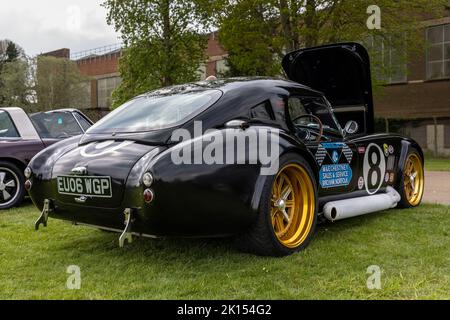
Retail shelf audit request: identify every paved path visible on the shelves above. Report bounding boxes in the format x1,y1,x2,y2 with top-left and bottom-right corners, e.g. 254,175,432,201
423,171,450,205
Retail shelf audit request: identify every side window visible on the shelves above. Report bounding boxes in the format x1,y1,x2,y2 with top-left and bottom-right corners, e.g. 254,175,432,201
0,111,20,138
288,96,342,136
288,97,307,123
31,112,84,138
250,101,274,120
74,113,92,132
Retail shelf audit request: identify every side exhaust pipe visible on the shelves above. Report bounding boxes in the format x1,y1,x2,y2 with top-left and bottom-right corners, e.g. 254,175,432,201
324,187,401,222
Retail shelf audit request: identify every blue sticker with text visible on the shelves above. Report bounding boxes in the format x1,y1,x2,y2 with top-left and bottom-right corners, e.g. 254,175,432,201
319,163,353,188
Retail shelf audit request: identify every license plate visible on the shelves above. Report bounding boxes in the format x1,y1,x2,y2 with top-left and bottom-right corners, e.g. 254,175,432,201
57,176,112,198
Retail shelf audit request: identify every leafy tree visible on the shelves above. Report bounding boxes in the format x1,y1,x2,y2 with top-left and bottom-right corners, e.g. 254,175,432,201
217,0,447,83
103,0,212,108
34,56,89,111
0,40,29,108
0,59,30,109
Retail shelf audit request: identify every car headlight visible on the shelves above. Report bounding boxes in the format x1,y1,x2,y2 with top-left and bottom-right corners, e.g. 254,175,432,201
142,172,154,187
24,167,32,179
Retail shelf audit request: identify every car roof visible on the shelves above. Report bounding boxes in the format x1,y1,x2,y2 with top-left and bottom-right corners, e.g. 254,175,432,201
138,77,323,98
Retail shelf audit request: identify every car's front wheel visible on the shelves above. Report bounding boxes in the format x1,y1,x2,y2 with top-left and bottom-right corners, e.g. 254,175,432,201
397,149,425,208
237,154,318,257
0,161,26,210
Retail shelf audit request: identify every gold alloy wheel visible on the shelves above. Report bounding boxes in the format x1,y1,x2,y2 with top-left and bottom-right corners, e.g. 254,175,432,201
271,164,315,249
403,153,424,206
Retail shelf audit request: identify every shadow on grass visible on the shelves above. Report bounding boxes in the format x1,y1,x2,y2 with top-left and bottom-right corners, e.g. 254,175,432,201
51,207,396,265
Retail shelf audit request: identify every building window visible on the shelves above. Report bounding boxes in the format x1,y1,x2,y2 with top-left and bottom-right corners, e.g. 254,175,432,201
366,35,408,84
445,125,450,149
98,76,122,109
426,24,450,80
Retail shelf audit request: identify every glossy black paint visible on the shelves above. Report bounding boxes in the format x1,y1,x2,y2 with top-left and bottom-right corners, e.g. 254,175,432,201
27,43,424,238
283,43,375,134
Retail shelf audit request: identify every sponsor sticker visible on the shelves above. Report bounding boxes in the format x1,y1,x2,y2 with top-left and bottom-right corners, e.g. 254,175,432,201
316,143,354,188
389,172,395,184
358,177,365,190
383,144,389,157
363,143,387,195
319,164,353,188
388,145,394,155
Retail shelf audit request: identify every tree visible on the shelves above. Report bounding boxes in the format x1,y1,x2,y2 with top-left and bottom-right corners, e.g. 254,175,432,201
217,0,447,83
34,56,90,111
0,40,29,108
0,59,30,109
103,0,212,108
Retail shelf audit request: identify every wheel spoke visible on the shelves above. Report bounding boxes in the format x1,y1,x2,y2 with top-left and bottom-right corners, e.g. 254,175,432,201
282,209,290,223
281,186,292,200
3,190,11,201
0,172,5,184
5,180,15,188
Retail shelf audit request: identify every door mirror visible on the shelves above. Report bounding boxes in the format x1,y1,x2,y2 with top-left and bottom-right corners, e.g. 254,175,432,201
344,120,359,135
225,120,250,130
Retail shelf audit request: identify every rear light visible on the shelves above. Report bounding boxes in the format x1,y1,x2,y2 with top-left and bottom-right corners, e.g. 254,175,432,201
143,189,154,203
24,167,32,179
142,172,154,187
25,180,32,191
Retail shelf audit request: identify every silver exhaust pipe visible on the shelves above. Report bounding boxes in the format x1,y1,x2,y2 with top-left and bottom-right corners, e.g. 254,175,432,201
324,187,401,222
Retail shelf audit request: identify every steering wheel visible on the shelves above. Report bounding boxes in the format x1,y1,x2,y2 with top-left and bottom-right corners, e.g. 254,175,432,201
292,114,324,143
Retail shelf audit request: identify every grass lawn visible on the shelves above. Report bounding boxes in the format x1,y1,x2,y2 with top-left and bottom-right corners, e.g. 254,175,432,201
0,202,449,300
425,157,450,172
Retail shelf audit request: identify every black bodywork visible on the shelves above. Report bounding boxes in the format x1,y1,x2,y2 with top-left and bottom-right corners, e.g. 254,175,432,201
27,43,423,238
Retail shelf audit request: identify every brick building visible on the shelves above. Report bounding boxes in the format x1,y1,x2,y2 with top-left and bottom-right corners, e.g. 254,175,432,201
43,32,228,119
374,10,450,156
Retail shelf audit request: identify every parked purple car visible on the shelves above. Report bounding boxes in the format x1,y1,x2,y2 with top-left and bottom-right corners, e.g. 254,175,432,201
0,107,93,209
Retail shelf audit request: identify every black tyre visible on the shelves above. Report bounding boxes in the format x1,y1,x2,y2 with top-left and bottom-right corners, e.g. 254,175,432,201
236,153,318,257
0,161,26,210
397,149,425,208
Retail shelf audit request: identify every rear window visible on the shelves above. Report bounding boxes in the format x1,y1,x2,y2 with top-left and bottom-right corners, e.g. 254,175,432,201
88,90,222,133
0,111,20,138
30,112,84,139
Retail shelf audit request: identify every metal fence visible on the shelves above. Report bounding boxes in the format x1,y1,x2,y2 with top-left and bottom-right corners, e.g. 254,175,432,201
70,43,123,61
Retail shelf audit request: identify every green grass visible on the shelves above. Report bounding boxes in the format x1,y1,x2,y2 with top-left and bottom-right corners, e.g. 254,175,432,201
0,202,449,300
425,157,450,172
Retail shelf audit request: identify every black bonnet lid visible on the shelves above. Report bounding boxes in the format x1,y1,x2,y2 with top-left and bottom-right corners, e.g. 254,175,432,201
282,42,374,118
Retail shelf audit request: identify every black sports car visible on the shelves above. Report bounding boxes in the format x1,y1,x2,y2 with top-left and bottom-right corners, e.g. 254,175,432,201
28,43,424,256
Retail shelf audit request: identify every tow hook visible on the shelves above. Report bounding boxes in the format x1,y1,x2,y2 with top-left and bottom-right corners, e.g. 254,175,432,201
35,199,54,230
119,208,136,248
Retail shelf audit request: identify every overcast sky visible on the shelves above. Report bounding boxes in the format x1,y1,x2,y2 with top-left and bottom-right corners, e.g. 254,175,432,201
1,0,120,57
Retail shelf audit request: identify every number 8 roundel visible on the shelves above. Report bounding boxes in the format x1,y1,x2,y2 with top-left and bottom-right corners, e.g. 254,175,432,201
363,143,386,195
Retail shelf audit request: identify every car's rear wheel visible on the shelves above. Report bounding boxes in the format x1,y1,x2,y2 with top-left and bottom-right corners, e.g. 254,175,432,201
236,154,317,256
397,150,424,208
0,161,26,210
